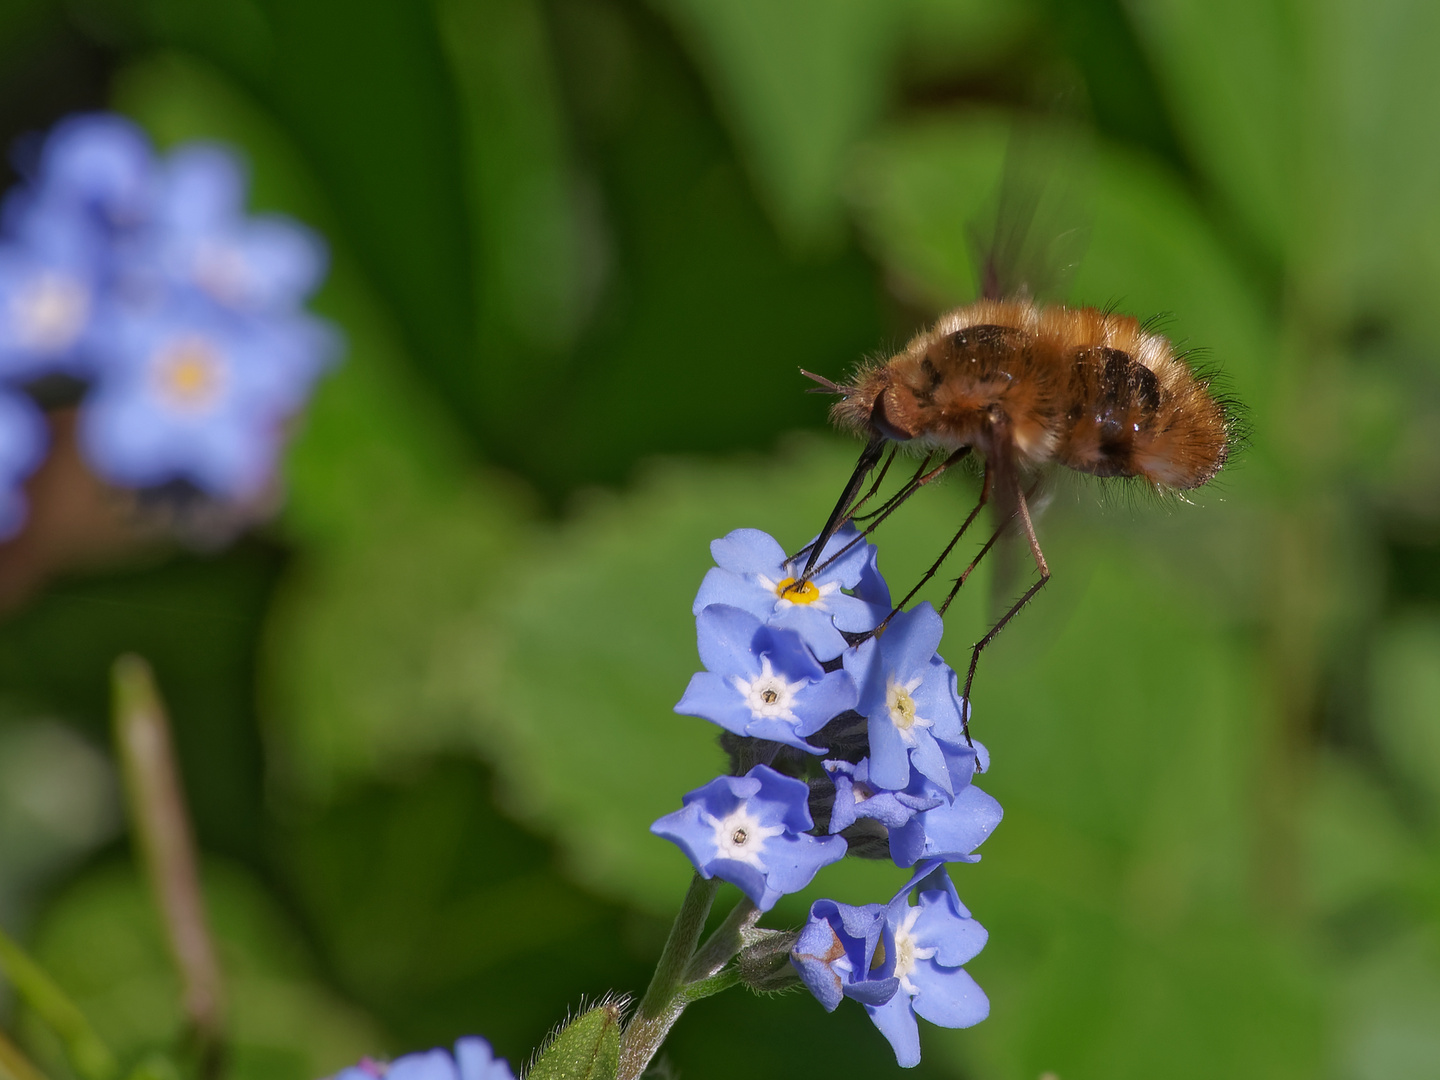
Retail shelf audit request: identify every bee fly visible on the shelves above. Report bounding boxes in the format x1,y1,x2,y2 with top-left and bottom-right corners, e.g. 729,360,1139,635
796,296,1243,738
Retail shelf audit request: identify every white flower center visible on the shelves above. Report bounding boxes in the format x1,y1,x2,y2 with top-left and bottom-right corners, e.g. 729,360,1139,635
732,656,806,723
12,271,90,352
701,804,786,870
885,676,931,744
892,907,936,996
150,335,227,412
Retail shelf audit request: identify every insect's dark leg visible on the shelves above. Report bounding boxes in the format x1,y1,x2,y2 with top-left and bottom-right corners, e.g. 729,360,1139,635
877,459,993,631
959,476,1051,742
804,446,972,581
852,452,935,525
800,436,886,577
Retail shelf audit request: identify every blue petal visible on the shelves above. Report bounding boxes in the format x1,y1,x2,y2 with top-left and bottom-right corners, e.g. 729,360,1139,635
453,1038,516,1080
387,1048,460,1080
691,566,774,620
864,993,922,1068
673,671,758,737
710,528,787,574
693,605,765,677
865,709,913,792
910,963,989,1029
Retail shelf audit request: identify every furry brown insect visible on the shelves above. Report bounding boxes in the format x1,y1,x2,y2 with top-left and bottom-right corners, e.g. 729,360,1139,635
798,296,1241,735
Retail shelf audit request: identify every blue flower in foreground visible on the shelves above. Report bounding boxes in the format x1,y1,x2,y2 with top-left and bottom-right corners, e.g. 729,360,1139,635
692,525,886,659
676,604,856,753
790,897,898,1011
865,867,989,1068
824,757,943,834
843,603,968,794
651,764,846,911
328,1037,515,1080
0,389,47,537
889,783,1002,868
79,296,336,496
146,143,326,313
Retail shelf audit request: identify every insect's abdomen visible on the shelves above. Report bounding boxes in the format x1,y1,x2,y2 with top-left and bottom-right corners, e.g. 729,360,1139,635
1058,345,1229,489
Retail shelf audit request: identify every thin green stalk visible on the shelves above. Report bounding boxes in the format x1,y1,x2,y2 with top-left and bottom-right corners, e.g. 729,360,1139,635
0,927,115,1080
0,1029,52,1080
616,875,719,1080
111,656,226,1077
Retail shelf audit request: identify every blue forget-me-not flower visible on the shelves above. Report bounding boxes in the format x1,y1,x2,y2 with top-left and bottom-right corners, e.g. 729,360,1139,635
863,866,990,1067
675,604,857,753
692,525,889,660
328,1037,515,1080
651,764,846,912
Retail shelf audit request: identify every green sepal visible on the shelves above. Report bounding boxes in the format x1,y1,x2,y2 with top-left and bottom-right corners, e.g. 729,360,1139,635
527,1000,622,1080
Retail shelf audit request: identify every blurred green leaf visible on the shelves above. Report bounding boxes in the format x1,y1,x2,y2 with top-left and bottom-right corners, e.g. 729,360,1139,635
648,0,900,248
1369,615,1440,822
1124,0,1299,264
438,0,600,359
19,862,376,1080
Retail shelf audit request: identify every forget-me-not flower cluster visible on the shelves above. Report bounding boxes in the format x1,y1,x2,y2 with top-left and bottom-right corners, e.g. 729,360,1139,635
652,524,1003,1067
0,112,337,536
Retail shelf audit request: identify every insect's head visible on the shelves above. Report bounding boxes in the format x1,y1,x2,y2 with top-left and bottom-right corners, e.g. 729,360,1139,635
823,363,922,444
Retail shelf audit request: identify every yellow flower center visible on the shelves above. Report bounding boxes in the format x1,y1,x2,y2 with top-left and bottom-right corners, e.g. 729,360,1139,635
153,338,223,410
774,576,821,604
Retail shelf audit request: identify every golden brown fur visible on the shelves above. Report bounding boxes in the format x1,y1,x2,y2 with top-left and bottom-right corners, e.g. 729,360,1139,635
830,299,1234,490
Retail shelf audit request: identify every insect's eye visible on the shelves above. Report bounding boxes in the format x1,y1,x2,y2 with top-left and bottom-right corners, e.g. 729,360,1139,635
871,386,919,441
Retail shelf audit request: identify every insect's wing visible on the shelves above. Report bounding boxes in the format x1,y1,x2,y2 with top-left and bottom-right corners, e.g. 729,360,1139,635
969,118,1093,303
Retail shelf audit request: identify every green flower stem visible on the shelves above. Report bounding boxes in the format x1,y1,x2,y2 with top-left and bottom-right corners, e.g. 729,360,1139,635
676,968,742,1005
0,927,116,1080
616,874,719,1080
0,1028,52,1080
685,898,759,982
111,656,226,1075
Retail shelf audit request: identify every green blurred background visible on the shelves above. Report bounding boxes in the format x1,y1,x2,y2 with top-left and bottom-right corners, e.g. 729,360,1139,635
1,0,1439,1077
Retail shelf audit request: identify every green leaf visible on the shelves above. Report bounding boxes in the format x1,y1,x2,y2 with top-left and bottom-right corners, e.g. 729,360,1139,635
18,863,377,1080
649,0,901,247
1369,614,1440,822
527,1002,621,1080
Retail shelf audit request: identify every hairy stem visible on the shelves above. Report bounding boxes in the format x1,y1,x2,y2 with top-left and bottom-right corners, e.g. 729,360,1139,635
616,875,719,1080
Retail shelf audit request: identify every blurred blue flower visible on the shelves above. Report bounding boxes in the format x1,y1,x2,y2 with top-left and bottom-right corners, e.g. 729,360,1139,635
7,113,155,233
0,221,104,380
865,867,989,1068
78,292,335,498
790,896,899,1012
0,389,47,537
329,1037,515,1080
651,764,846,911
145,143,327,314
676,604,856,753
0,111,337,508
843,603,967,794
691,526,887,659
